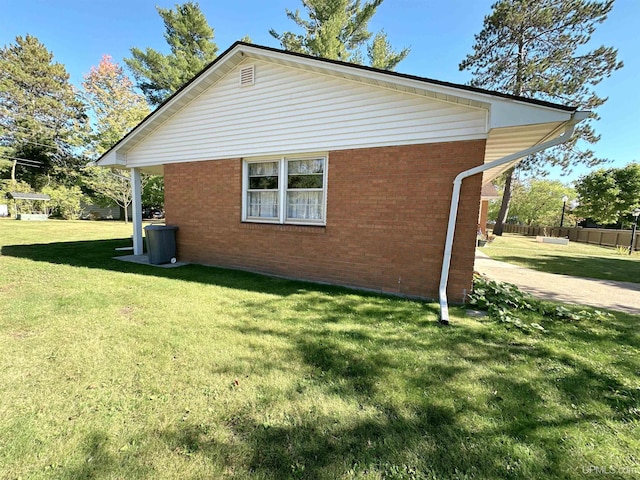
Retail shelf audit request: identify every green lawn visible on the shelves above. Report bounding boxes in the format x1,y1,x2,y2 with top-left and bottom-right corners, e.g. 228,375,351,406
482,233,640,283
1,219,639,479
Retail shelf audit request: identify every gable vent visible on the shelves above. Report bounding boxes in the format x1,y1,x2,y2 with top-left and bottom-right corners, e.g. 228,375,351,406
239,65,255,86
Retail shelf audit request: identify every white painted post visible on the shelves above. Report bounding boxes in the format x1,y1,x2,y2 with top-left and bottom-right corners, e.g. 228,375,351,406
131,167,144,255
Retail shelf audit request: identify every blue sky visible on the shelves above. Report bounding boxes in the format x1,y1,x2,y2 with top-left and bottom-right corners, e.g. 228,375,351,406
1,0,637,183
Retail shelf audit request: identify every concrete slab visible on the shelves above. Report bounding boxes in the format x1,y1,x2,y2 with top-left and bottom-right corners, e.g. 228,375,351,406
114,254,189,268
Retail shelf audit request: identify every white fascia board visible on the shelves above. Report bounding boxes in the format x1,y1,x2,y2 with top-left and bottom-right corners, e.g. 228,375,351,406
97,150,126,167
489,100,575,129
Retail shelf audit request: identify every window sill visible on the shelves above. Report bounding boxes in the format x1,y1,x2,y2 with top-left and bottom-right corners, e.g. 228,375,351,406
240,222,327,234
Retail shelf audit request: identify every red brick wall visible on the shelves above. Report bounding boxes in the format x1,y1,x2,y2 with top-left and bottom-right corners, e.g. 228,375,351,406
164,140,485,301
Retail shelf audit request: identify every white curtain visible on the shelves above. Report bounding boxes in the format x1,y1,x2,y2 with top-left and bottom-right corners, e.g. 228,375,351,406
287,191,323,220
287,159,324,175
248,161,278,176
248,191,278,218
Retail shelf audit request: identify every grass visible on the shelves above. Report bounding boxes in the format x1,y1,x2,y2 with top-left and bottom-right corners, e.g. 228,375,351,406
1,219,639,479
482,233,640,283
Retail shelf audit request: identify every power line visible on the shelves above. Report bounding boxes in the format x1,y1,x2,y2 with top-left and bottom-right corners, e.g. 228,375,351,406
0,155,44,165
0,137,58,151
0,127,61,150
2,123,53,134
15,162,43,169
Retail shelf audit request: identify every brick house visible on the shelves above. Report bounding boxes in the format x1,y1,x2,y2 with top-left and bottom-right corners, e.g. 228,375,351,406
98,42,586,321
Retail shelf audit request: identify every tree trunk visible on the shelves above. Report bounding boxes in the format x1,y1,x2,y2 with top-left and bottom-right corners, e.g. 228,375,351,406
492,27,523,238
493,167,515,236
11,160,17,182
120,204,128,224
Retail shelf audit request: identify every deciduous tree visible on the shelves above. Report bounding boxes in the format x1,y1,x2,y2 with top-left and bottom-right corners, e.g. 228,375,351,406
82,55,156,222
270,0,409,69
125,2,218,105
42,184,84,219
507,179,576,226
83,167,147,224
575,163,640,226
82,55,150,157
143,176,165,209
460,0,623,235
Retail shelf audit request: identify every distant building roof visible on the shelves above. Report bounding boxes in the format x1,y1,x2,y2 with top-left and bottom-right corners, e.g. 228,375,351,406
8,192,51,201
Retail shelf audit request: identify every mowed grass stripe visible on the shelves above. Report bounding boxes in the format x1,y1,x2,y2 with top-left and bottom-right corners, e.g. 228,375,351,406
483,233,640,283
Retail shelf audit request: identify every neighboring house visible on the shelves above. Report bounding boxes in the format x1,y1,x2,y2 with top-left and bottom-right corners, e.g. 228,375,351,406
97,42,586,320
80,202,132,220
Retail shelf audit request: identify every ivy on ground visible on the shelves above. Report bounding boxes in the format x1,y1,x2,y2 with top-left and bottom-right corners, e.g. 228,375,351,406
467,275,612,332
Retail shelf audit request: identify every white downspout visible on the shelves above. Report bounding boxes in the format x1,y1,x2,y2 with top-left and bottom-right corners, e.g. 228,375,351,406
438,116,581,324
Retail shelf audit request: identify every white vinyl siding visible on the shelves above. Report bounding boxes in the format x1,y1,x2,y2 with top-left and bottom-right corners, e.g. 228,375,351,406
125,60,487,167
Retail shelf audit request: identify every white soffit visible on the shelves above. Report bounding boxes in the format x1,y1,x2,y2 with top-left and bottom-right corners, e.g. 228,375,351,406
481,122,566,184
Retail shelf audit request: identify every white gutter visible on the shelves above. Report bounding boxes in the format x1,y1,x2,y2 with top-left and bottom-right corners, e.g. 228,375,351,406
438,114,582,324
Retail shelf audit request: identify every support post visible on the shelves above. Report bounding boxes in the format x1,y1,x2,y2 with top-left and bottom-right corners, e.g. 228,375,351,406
131,167,144,255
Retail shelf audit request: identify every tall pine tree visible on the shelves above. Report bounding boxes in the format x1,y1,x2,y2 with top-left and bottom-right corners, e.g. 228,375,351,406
367,30,409,70
459,0,622,235
0,35,87,188
125,1,218,106
270,0,409,69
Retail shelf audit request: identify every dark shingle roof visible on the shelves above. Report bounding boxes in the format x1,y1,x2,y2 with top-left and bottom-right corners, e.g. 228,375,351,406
8,192,51,201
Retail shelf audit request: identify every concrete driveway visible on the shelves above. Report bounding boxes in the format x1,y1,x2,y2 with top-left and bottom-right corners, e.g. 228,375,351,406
474,250,640,316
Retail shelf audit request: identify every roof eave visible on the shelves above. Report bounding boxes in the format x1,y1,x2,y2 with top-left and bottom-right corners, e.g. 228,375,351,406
481,110,589,184
96,42,576,168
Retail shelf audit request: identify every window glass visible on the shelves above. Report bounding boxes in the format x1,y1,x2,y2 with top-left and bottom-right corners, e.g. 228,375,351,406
247,161,279,219
249,162,279,177
288,174,323,189
248,161,279,190
287,159,324,189
287,191,323,220
248,191,278,218
287,159,324,175
244,157,326,224
286,159,324,222
250,176,278,189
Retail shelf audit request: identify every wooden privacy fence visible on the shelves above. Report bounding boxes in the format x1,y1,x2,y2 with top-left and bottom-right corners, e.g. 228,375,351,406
498,224,640,252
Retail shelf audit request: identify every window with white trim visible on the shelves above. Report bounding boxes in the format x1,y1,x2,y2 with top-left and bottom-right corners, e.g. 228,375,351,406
243,156,327,225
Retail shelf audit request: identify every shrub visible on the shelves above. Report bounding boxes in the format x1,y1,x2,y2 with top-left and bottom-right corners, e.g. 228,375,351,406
42,185,85,220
